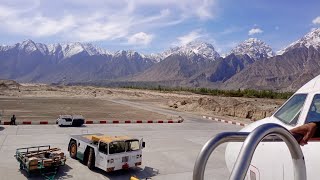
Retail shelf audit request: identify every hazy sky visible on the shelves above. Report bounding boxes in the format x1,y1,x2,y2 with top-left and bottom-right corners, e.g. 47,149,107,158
0,0,320,54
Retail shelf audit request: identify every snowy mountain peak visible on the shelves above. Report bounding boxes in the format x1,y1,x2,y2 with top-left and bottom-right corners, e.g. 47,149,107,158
47,43,62,54
0,44,13,51
21,39,35,45
230,38,275,60
43,42,111,59
19,39,38,53
114,50,145,59
150,41,220,62
178,41,220,60
57,42,111,58
185,41,215,50
277,28,320,55
81,43,111,56
303,28,320,47
61,42,88,58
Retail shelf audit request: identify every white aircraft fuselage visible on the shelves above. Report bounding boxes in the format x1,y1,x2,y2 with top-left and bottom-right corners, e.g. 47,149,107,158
225,74,320,180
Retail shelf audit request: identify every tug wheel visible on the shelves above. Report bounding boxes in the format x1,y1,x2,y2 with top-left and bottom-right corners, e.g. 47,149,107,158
87,148,95,170
69,141,77,159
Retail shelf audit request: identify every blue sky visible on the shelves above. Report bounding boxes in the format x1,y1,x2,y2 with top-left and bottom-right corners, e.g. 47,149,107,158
0,0,320,54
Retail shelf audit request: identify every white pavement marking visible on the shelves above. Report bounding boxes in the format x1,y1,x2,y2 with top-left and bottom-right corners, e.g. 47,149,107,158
0,134,7,150
203,116,248,127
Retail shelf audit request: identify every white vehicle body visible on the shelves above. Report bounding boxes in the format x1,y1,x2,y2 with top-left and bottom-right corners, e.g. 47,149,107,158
57,115,85,127
225,74,320,180
68,133,145,172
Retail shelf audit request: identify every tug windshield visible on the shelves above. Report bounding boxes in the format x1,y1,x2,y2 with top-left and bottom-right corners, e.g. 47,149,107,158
126,140,140,151
109,141,126,154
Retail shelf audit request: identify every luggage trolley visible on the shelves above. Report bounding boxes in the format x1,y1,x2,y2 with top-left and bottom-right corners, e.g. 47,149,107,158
15,145,66,179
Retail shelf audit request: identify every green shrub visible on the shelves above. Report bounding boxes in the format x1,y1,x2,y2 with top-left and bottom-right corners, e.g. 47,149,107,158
121,85,293,99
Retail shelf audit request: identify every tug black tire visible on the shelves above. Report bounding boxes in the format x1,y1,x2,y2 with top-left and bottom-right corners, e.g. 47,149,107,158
87,148,95,170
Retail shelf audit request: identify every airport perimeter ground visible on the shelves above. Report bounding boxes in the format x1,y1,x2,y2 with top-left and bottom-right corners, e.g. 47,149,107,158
0,98,241,180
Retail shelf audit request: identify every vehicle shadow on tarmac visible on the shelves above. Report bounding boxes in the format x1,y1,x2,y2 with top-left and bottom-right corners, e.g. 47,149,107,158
0,126,4,131
20,164,73,180
93,166,159,180
57,125,87,128
53,164,73,179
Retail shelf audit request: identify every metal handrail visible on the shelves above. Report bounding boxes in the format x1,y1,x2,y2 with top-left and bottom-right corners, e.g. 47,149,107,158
193,123,306,180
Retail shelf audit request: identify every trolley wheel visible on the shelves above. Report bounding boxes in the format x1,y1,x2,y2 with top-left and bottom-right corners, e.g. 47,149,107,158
69,141,77,159
87,148,95,170
26,171,31,178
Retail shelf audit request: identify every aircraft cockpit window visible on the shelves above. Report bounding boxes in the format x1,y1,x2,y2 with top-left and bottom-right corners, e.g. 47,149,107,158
305,94,320,123
274,94,307,125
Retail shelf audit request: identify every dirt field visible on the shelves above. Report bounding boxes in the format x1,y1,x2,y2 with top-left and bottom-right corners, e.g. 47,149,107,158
0,96,168,122
0,81,285,124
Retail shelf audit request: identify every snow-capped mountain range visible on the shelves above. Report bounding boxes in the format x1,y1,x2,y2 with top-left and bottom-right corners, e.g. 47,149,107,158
0,38,273,63
0,39,155,83
277,28,320,55
0,39,158,62
0,38,274,67
2,40,112,59
1,28,320,90
2,28,320,64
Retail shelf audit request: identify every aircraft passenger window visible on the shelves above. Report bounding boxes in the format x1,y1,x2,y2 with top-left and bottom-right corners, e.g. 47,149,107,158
274,94,307,125
305,94,320,123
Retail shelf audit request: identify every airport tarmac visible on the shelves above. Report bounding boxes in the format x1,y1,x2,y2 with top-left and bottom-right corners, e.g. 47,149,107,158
0,118,240,180
0,99,243,180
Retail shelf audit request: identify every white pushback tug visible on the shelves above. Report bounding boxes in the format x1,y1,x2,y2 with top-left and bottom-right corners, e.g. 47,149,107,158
193,74,320,180
68,133,145,172
56,115,85,127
